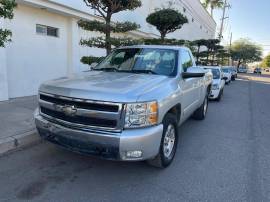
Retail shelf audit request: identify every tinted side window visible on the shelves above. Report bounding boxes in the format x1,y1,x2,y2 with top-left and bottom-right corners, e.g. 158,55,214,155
181,51,193,72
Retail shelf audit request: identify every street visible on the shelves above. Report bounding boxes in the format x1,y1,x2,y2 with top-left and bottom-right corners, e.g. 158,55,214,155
0,74,270,202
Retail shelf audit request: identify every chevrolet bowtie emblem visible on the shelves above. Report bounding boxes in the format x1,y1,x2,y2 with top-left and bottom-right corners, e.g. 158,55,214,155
61,105,77,116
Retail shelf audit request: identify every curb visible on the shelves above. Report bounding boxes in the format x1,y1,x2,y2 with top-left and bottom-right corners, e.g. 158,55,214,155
0,130,41,156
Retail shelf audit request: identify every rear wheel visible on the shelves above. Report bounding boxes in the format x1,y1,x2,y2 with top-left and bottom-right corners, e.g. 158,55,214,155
193,95,208,120
147,114,178,168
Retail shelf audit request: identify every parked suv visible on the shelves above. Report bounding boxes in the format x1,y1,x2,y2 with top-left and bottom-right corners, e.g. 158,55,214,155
230,67,238,80
222,66,237,81
221,67,232,84
204,66,226,101
35,45,213,168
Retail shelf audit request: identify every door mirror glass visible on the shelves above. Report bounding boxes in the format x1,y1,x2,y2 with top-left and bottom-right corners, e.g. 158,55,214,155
181,51,193,72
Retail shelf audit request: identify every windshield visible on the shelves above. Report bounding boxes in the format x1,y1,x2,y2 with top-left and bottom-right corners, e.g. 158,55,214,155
222,68,230,73
209,69,221,79
93,48,178,76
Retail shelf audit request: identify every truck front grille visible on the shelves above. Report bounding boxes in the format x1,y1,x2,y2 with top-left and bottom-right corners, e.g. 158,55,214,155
40,94,119,112
39,93,124,131
40,107,117,128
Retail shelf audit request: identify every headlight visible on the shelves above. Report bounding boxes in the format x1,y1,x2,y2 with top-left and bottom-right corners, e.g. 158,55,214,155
125,101,158,128
211,84,219,90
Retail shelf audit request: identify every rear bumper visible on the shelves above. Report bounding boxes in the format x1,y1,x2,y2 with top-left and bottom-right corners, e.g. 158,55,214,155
34,109,163,161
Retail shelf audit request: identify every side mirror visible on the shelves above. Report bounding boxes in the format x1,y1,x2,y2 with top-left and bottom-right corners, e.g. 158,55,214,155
182,67,205,79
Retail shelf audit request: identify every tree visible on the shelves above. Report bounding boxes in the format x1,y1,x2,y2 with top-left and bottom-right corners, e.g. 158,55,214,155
261,54,270,68
230,39,262,68
144,38,186,46
202,0,224,17
146,8,188,43
80,56,105,66
78,0,142,62
0,0,17,47
192,39,208,61
191,39,228,66
216,49,230,65
204,39,220,65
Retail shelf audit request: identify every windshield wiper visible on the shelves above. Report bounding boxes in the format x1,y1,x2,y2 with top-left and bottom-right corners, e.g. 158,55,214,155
93,68,158,75
93,67,119,72
131,69,158,75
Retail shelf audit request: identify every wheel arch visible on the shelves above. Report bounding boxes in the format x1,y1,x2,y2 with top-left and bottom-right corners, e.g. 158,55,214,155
164,103,181,124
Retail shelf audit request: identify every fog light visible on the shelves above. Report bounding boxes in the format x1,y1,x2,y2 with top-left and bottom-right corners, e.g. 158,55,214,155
126,150,143,158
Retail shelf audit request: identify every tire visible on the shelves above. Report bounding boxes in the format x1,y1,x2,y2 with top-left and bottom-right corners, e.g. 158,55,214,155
192,95,208,120
147,113,178,168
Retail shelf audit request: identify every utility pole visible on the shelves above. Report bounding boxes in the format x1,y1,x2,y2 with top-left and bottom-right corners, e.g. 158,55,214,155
228,32,232,65
218,0,230,42
229,32,232,48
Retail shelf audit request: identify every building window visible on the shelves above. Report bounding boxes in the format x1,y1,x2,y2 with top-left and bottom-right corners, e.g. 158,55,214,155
36,24,59,37
36,24,47,35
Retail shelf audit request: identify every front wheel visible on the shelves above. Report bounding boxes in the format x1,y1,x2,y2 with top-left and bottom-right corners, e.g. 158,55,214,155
192,95,208,120
147,114,178,168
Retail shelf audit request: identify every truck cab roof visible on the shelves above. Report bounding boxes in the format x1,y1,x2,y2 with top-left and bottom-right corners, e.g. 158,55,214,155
118,45,191,51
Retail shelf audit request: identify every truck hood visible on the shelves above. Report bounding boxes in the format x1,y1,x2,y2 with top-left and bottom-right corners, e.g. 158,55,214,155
39,71,171,103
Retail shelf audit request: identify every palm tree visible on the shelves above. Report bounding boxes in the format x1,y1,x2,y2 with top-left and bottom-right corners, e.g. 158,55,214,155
202,0,224,17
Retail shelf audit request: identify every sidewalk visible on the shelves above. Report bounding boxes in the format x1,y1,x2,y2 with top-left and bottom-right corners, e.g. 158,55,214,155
0,96,41,155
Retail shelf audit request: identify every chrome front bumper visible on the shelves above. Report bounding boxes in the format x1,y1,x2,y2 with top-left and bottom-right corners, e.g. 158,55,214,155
34,109,163,161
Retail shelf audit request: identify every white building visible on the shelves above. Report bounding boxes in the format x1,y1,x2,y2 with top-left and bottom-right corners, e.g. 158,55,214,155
0,0,216,101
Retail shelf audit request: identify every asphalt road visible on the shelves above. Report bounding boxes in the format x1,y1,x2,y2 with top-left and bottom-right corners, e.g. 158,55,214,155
1,74,270,202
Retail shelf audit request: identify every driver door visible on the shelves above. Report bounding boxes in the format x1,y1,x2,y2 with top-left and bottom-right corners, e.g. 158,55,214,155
179,50,201,118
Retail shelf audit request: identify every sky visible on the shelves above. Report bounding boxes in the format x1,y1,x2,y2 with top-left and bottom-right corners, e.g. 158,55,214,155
212,0,270,56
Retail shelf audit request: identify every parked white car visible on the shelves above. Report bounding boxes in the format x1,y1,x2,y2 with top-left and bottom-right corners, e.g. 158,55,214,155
204,66,226,101
223,66,237,80
221,67,232,84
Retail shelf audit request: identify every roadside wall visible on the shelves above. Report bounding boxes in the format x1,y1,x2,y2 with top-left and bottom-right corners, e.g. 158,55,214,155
5,4,69,98
0,19,9,101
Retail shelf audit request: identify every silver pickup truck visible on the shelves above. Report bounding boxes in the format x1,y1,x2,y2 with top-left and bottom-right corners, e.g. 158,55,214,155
34,45,212,168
